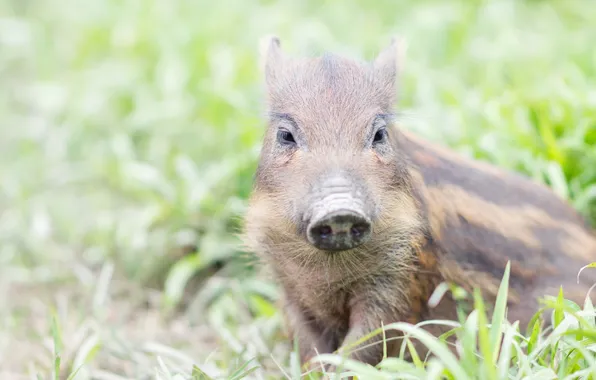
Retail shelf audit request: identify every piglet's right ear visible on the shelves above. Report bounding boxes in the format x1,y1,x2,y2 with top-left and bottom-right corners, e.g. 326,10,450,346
259,34,284,87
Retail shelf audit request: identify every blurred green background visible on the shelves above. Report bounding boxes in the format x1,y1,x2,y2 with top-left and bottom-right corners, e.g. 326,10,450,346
0,0,595,378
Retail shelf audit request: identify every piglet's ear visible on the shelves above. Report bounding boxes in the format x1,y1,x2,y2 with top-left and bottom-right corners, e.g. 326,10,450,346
259,35,285,88
373,36,407,105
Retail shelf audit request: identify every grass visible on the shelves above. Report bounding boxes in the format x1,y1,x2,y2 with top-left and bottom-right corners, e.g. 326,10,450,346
0,0,595,378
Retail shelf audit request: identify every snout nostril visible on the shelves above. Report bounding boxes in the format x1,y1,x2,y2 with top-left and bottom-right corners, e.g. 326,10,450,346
351,223,370,237
315,225,333,239
307,210,372,251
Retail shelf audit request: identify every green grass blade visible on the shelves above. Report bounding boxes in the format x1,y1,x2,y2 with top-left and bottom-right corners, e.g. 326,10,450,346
497,321,518,379
474,288,497,380
229,358,259,380
490,261,511,363
50,313,63,380
383,322,471,380
554,287,566,328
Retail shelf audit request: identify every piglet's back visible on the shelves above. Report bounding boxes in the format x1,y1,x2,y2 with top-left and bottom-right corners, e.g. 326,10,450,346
398,128,596,326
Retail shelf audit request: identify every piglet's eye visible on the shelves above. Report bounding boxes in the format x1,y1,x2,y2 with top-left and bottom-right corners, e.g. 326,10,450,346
277,129,296,145
373,127,387,144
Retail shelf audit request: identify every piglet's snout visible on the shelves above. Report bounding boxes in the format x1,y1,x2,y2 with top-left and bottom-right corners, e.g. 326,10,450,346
307,209,371,251
305,172,373,251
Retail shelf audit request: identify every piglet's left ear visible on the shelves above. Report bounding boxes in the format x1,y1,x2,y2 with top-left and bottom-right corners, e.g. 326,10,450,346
373,36,407,105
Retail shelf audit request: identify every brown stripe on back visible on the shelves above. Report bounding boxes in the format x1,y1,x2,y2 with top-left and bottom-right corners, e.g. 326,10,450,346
397,128,592,227
417,183,596,298
425,184,596,261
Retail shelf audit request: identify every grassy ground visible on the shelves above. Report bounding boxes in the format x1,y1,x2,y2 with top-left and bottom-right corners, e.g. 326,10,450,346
1,0,595,378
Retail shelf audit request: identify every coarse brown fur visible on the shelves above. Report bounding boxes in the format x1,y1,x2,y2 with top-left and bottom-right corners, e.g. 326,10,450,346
241,36,596,370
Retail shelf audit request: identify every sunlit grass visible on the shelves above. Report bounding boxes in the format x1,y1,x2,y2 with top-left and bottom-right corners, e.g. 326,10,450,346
0,0,595,378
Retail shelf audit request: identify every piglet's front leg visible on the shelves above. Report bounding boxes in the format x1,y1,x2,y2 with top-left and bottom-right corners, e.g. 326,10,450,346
282,299,339,370
335,300,403,368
